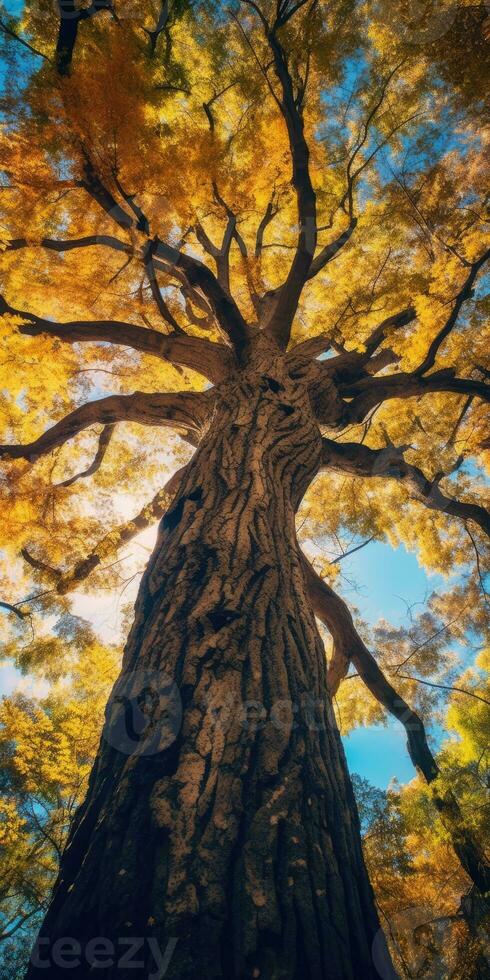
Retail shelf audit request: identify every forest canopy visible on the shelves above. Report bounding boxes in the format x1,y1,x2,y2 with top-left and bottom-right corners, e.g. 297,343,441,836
0,0,489,977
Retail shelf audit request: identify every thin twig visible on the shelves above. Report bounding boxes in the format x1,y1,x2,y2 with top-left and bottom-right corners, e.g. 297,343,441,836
395,672,490,707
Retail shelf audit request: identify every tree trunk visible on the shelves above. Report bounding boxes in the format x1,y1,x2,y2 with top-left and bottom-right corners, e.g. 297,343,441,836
26,345,392,979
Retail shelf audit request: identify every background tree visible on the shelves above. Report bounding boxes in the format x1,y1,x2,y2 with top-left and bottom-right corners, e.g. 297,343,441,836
353,647,490,979
0,0,489,977
0,619,119,971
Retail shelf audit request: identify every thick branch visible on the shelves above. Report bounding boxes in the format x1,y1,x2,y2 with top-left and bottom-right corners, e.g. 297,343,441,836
60,468,187,593
194,221,220,259
4,235,133,256
180,286,215,331
286,334,332,373
253,6,317,345
143,239,186,333
0,599,27,620
302,556,490,894
0,391,209,462
21,549,61,578
321,438,490,537
255,193,279,257
289,305,416,386
201,81,238,134
338,370,490,424
78,150,135,230
55,424,115,487
287,291,415,405
360,306,417,359
3,232,251,359
194,185,241,296
112,174,150,234
213,182,242,295
153,238,252,359
22,466,187,595
0,297,231,384
56,0,113,75
145,0,169,55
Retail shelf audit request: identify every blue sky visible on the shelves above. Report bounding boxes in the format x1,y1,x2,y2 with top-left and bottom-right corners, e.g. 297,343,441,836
331,540,443,787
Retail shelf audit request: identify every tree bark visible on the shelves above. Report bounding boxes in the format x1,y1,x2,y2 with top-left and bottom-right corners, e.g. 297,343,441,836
26,341,391,980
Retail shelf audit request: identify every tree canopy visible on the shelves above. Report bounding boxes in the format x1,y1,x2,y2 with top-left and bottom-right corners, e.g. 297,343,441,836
0,0,489,975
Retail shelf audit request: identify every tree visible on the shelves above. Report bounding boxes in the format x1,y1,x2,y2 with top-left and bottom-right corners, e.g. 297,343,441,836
353,648,490,979
0,0,489,977
0,619,119,974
